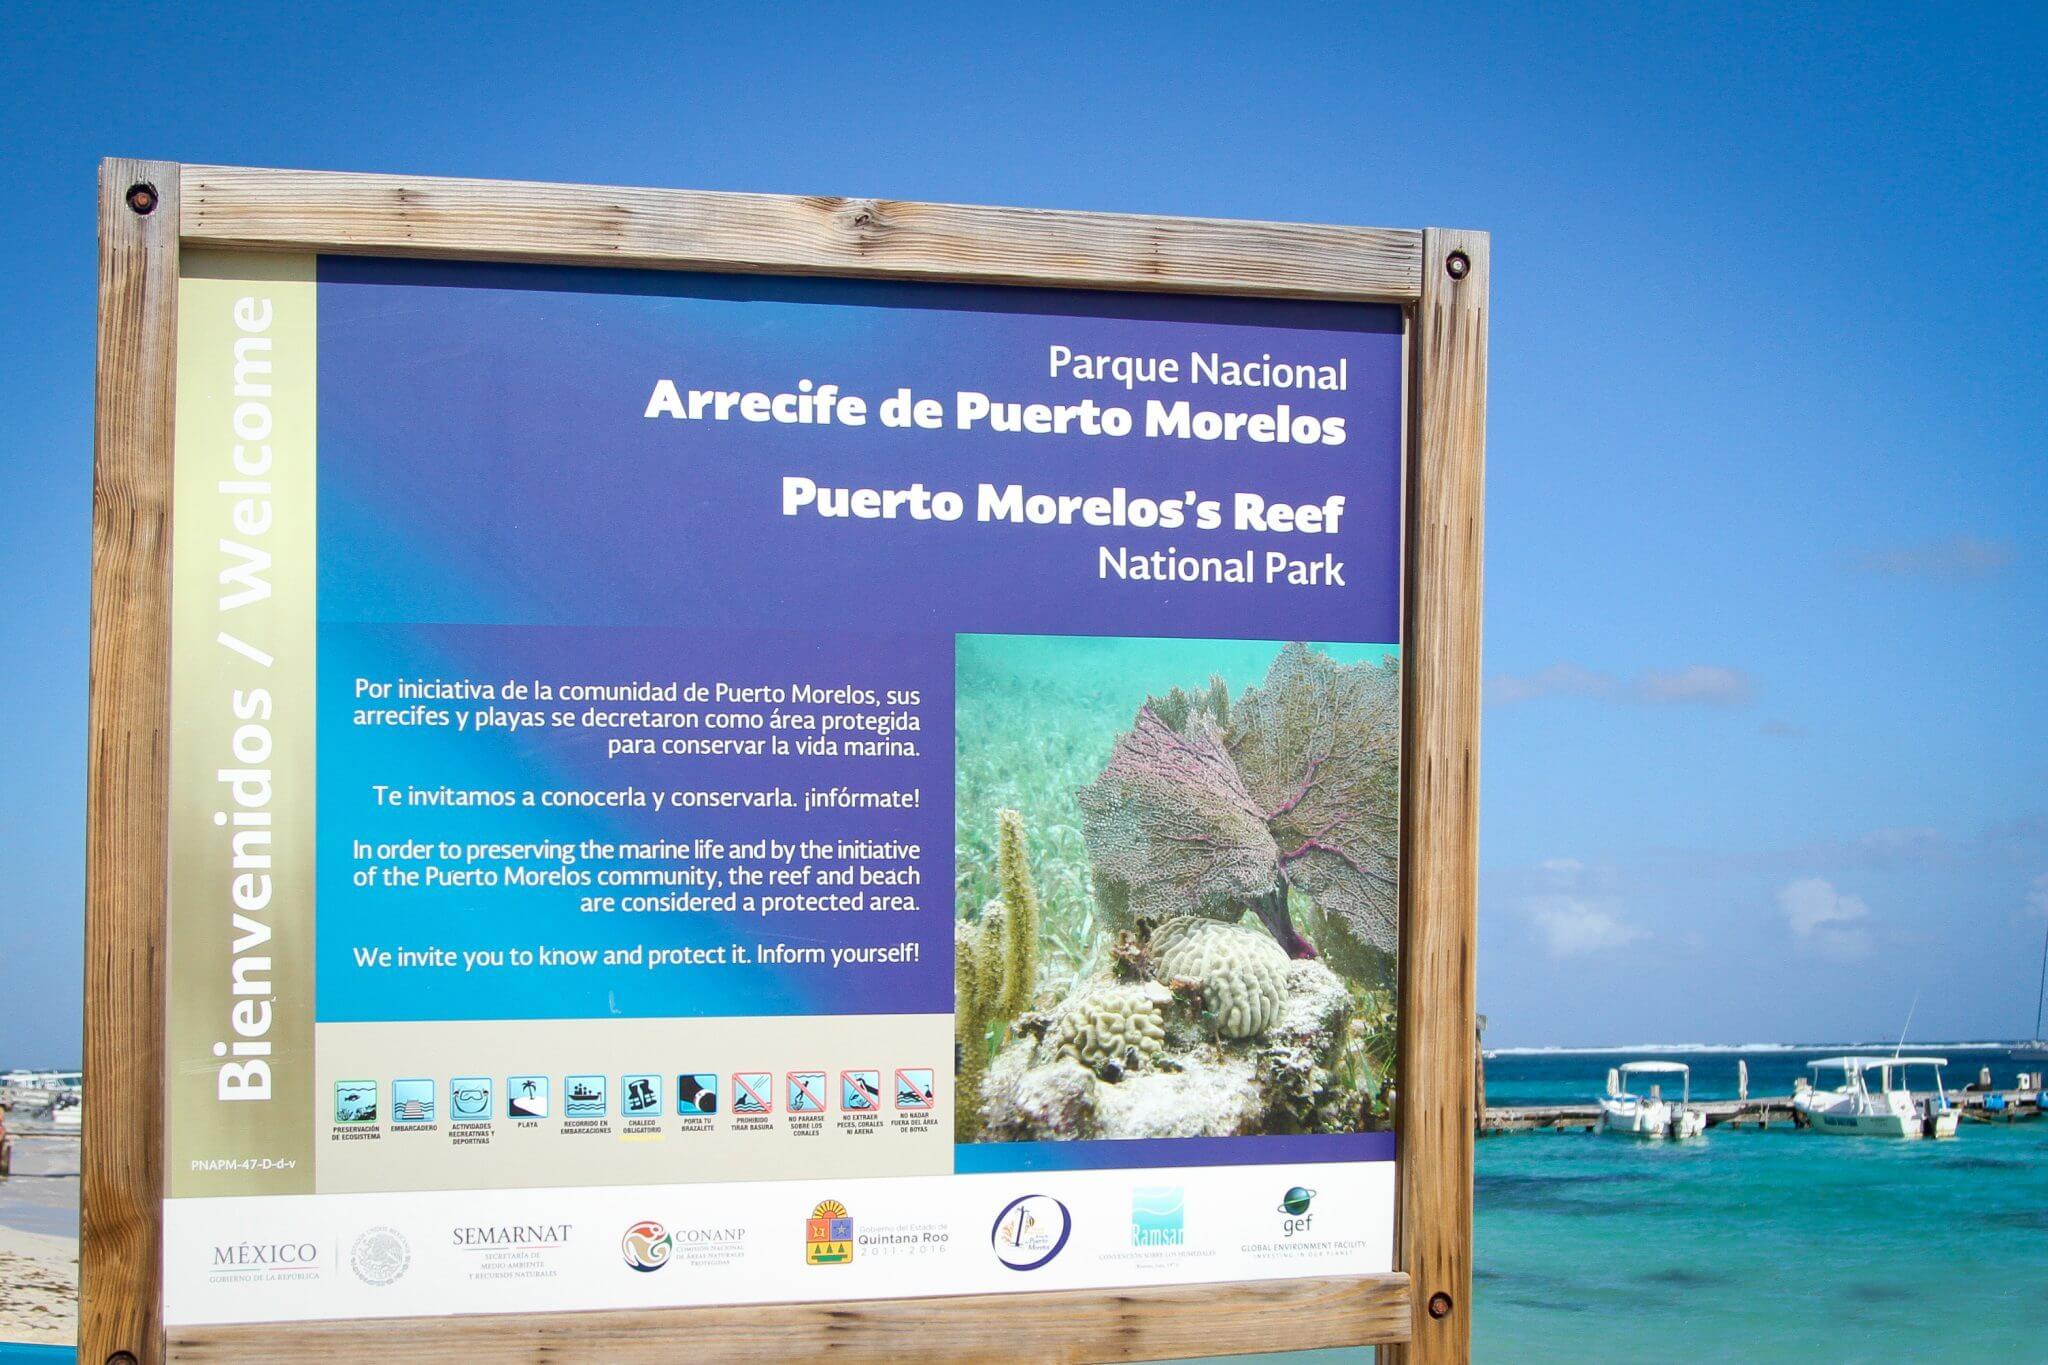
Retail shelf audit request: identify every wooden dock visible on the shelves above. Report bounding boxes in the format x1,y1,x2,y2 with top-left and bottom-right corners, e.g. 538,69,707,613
1481,1089,2041,1136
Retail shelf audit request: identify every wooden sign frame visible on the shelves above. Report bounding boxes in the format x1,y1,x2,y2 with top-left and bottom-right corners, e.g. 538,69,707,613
87,157,1485,1364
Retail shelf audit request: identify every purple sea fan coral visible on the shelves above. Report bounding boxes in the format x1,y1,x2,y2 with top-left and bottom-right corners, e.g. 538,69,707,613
1079,643,1400,966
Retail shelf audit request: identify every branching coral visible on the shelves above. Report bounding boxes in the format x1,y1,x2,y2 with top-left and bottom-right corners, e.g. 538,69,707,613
1078,643,1401,966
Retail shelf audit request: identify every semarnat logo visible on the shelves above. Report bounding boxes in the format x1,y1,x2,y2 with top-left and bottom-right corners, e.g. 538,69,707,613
454,1223,572,1248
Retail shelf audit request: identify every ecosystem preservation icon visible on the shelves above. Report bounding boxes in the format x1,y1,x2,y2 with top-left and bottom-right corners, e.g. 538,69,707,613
732,1072,772,1115
333,1080,377,1125
894,1067,935,1110
841,1070,882,1110
622,1074,662,1117
676,1073,719,1115
565,1075,607,1117
507,1075,549,1118
450,1077,492,1120
788,1071,827,1113
391,1078,435,1124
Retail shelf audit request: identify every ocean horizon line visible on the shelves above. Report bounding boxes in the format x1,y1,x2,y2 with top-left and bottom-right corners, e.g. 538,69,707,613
1485,1039,2038,1057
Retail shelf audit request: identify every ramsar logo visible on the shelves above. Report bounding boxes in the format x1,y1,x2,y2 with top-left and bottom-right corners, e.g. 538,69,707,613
991,1194,1071,1271
1130,1187,1185,1248
621,1220,672,1272
349,1227,411,1286
1278,1186,1316,1236
805,1200,853,1265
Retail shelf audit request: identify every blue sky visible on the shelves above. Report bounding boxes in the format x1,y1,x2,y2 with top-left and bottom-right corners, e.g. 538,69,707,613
1,4,2043,1059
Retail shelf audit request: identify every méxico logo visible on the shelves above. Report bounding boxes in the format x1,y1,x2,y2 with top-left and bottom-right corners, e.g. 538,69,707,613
621,1220,672,1272
805,1200,853,1265
991,1194,1071,1271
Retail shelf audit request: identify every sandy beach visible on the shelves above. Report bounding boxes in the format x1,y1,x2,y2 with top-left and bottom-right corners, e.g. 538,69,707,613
1,1130,78,1346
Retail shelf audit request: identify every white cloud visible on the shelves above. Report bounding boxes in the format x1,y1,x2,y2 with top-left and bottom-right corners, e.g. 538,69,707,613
1528,896,1647,957
1489,662,1616,705
1632,664,1754,706
1489,661,1755,707
2026,873,2048,919
1849,535,2015,582
1778,876,1872,960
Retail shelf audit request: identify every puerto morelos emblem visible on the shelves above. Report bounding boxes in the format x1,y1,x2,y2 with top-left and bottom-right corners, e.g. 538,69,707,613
349,1226,411,1286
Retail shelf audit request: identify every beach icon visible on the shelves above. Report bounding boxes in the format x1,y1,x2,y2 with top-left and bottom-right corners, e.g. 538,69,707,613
565,1074,607,1117
788,1071,826,1113
623,1074,662,1117
391,1078,435,1124
841,1070,881,1110
507,1075,549,1119
732,1072,772,1115
334,1080,377,1125
450,1077,492,1120
894,1067,935,1110
677,1073,719,1115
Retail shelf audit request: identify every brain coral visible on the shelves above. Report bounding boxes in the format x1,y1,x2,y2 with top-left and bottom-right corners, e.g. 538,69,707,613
1148,915,1290,1040
1053,983,1168,1078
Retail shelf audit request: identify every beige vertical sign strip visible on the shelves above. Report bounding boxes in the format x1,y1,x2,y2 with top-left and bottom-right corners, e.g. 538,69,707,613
168,251,317,1197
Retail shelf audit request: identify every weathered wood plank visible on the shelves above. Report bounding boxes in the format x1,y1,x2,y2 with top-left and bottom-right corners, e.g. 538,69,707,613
85,156,181,1365
178,165,1424,301
1389,228,1488,1365
166,1272,1411,1362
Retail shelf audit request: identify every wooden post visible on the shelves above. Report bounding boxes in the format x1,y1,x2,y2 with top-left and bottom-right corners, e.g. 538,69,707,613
85,156,182,1365
1390,228,1487,1364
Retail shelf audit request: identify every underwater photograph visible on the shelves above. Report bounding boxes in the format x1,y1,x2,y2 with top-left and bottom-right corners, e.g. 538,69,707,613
954,634,1402,1145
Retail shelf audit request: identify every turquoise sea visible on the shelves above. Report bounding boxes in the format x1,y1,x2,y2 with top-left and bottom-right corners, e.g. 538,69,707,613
1475,1045,2048,1361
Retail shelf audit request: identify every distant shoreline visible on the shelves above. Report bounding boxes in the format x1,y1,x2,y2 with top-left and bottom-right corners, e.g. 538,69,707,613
1486,1040,2036,1056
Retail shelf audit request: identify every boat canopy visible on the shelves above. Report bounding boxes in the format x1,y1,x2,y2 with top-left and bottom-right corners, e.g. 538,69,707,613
1617,1061,1690,1074
1805,1055,1948,1071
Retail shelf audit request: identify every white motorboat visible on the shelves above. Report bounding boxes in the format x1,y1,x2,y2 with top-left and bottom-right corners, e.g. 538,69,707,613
1597,1061,1706,1139
1793,1056,1958,1138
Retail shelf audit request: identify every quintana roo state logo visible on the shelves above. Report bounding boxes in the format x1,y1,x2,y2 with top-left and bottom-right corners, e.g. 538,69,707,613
805,1200,853,1265
622,1219,673,1272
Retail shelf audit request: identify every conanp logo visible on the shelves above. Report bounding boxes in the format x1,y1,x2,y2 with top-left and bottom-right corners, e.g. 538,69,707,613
621,1219,673,1272
991,1194,1071,1271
